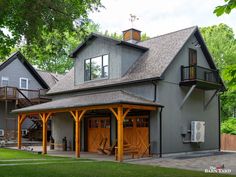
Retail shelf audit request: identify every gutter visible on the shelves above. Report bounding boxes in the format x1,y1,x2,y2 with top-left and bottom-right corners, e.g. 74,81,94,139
47,76,162,96
152,81,157,102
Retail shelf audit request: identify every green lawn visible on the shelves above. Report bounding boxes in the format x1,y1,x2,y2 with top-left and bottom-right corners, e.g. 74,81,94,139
0,148,234,177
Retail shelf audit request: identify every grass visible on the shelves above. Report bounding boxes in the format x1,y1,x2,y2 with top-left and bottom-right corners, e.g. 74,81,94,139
0,148,234,177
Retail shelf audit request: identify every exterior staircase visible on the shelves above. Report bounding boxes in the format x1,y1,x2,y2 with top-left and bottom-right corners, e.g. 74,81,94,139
0,86,51,141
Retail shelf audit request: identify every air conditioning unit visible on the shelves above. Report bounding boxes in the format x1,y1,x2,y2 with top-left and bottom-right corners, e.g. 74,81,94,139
191,121,205,143
0,129,4,137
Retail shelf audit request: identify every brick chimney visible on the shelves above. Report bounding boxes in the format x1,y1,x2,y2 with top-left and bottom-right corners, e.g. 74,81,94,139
122,28,141,44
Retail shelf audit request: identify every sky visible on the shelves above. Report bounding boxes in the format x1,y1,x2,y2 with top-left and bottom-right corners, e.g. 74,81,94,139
89,0,236,37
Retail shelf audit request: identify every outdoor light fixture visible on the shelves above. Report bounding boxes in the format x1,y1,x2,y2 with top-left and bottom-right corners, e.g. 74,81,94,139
192,40,201,48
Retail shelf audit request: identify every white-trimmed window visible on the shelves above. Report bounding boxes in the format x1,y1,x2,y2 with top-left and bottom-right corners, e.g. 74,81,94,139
1,77,9,86
19,78,29,89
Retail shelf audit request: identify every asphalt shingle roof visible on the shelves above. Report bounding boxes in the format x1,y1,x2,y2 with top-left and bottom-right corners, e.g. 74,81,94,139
47,26,197,95
12,90,161,113
36,70,63,88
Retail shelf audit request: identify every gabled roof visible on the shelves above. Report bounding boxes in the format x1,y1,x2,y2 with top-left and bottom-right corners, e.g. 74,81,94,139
12,90,162,113
48,26,225,95
0,51,49,89
69,32,149,58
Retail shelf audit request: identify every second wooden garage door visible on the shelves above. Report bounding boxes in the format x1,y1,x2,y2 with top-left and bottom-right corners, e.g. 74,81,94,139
87,117,110,152
124,116,149,155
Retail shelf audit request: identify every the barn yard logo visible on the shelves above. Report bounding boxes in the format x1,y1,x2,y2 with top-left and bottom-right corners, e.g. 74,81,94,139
205,165,231,174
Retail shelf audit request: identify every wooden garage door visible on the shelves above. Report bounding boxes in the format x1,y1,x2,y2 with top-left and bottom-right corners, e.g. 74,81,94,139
87,117,110,152
124,116,149,155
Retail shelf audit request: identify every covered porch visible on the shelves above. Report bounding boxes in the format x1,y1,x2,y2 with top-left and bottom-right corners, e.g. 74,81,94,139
13,90,162,162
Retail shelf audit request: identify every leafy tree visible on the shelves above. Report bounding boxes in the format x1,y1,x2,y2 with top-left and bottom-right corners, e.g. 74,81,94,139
201,24,236,69
0,0,102,57
213,2,236,118
200,24,236,120
221,118,236,134
214,0,236,16
18,22,99,73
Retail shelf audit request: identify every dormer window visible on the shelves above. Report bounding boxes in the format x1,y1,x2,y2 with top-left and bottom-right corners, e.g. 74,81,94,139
84,54,109,81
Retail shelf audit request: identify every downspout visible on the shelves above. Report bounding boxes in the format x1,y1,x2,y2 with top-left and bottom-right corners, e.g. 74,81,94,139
159,107,163,158
152,81,157,102
218,93,221,152
152,80,163,157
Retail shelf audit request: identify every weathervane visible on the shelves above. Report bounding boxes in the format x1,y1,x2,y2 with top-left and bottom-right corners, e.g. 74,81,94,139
129,14,139,28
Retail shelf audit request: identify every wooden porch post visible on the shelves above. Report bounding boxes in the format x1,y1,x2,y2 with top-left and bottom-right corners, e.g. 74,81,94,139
17,115,22,149
75,114,80,158
70,110,86,158
17,114,26,149
117,106,124,162
39,113,52,155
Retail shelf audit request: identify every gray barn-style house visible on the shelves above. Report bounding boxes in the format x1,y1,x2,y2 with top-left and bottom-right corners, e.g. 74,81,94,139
13,26,225,161
0,51,60,140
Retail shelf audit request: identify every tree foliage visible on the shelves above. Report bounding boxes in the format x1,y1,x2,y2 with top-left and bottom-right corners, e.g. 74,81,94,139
0,0,102,57
18,22,99,73
201,24,236,69
214,0,236,16
201,24,236,120
221,118,236,134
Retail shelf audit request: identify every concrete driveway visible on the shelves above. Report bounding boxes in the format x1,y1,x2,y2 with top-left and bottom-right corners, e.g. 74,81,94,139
127,151,236,175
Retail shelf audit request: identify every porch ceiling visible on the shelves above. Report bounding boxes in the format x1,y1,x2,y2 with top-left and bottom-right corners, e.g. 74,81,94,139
12,90,162,114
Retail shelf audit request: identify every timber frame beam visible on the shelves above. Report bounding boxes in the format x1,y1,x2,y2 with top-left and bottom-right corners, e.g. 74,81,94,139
16,103,158,161
18,103,157,115
70,110,87,158
39,112,52,154
109,106,131,162
17,114,26,149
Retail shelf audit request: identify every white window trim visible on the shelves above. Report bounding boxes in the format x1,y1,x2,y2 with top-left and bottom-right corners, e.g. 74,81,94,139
1,76,9,86
19,77,29,89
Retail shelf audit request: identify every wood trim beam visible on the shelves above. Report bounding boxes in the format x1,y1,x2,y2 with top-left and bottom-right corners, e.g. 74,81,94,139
123,108,131,119
16,103,158,115
70,111,76,121
19,114,26,125
79,110,87,121
45,112,53,122
109,108,118,119
122,104,157,111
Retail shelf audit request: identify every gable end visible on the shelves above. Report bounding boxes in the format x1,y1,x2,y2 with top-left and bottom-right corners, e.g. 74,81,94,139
0,51,49,89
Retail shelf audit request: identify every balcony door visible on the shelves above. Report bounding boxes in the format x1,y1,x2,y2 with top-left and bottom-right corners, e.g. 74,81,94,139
189,48,197,79
19,77,29,98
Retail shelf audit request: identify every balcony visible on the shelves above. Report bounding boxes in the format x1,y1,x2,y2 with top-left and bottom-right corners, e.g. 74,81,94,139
0,86,50,107
180,65,222,90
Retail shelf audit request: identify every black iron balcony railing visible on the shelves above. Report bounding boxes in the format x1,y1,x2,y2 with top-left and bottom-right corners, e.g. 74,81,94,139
181,65,220,84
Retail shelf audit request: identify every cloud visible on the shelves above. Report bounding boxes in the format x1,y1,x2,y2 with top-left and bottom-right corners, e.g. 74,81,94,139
89,0,236,37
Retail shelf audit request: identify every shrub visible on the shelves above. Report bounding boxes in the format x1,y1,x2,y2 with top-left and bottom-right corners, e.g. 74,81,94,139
221,118,236,134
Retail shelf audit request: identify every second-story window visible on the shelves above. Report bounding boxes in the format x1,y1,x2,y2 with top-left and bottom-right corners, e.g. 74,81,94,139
1,77,9,86
84,54,109,81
